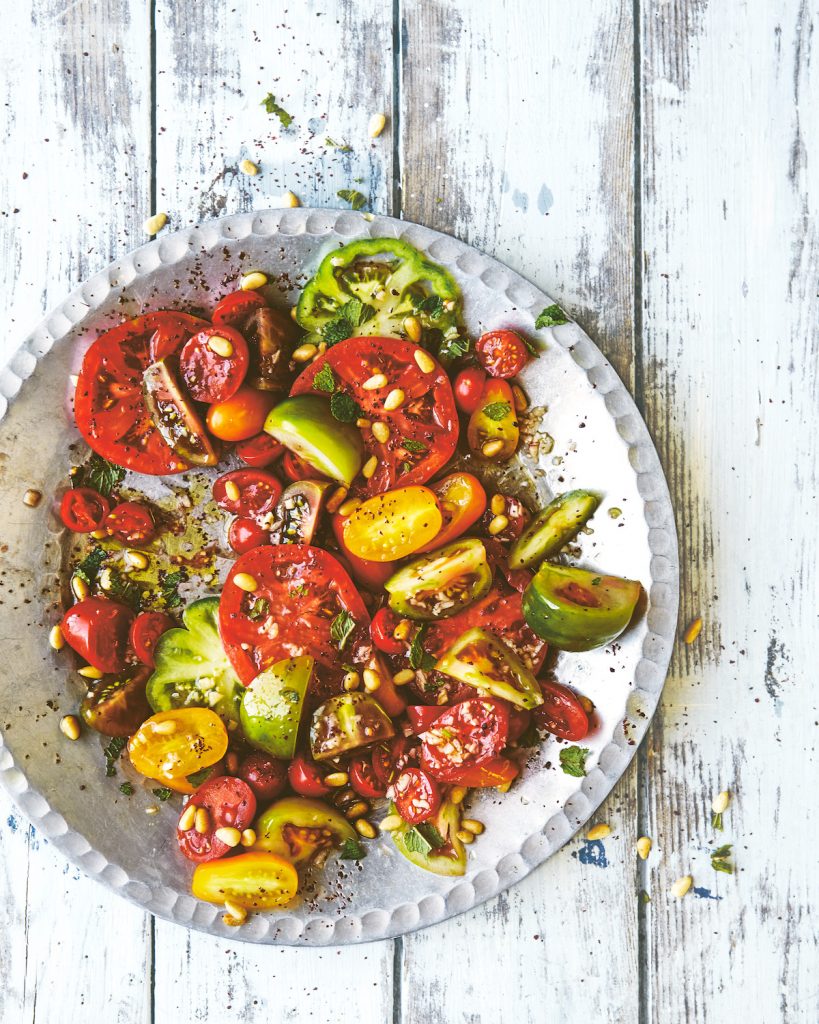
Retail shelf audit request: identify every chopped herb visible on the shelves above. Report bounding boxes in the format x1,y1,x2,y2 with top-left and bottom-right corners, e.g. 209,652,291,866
408,625,437,672
322,317,354,346
105,567,143,610
353,177,365,184
591,577,602,586
416,822,445,849
290,583,309,598
341,298,375,327
339,837,366,860
438,333,471,364
520,335,541,356
74,545,108,587
152,787,173,802
330,391,361,423
260,93,293,128
76,453,125,497
400,461,413,475
160,570,185,610
119,782,134,796
282,689,301,704
559,745,590,778
312,363,337,393
186,767,212,787
401,438,427,454
414,294,444,320
330,610,356,651
711,811,723,831
710,844,733,874
103,736,126,777
535,303,570,329
483,401,512,421
325,137,352,153
246,596,270,621
321,298,375,347
337,188,367,211
403,824,445,855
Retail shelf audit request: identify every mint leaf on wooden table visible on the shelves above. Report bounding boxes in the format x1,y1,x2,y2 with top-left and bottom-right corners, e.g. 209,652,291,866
260,93,292,128
337,189,367,211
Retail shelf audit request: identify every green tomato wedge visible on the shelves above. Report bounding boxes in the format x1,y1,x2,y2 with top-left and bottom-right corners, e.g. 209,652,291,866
146,597,243,723
522,562,642,651
390,801,467,876
435,627,543,710
240,656,313,759
264,394,364,485
509,490,601,569
385,538,493,620
254,796,356,866
310,692,395,761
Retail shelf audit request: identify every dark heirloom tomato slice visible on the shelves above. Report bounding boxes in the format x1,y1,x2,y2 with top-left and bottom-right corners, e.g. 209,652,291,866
235,433,284,468
219,544,372,688
213,469,282,524
392,766,441,825
533,680,590,741
180,326,249,404
419,697,510,783
75,312,206,475
102,501,156,545
238,751,288,803
60,488,110,533
177,776,257,863
349,755,387,798
290,336,458,496
212,289,267,328
129,611,175,667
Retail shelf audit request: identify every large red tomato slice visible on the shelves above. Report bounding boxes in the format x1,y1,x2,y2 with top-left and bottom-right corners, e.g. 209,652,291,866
419,697,513,786
74,312,206,475
290,336,458,496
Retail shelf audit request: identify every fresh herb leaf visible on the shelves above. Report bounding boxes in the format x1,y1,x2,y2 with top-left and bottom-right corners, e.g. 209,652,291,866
152,787,173,802
330,610,356,651
322,317,354,346
401,438,427,454
340,298,374,327
160,570,185,610
339,837,366,860
712,843,732,858
186,767,212,787
325,137,352,153
282,688,301,704
710,843,733,874
321,298,375,346
437,333,471,365
330,391,361,423
639,889,651,904
119,782,134,796
711,811,723,831
336,188,367,211
76,453,125,497
290,583,309,598
483,401,512,421
246,596,270,622
416,822,445,849
403,827,433,855
414,294,444,320
520,335,540,356
591,577,602,586
408,625,437,672
559,745,590,778
312,363,337,393
74,545,108,586
105,568,143,611
103,736,126,777
260,93,293,128
535,304,570,329
400,461,413,475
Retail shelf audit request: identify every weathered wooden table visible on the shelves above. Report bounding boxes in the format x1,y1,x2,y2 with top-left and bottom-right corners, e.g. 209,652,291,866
1,1,816,1021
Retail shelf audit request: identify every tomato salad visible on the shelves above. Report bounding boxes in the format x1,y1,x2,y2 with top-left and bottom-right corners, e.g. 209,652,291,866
52,239,643,924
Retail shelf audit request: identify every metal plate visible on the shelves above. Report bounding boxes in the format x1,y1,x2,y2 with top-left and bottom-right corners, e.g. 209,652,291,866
0,208,678,945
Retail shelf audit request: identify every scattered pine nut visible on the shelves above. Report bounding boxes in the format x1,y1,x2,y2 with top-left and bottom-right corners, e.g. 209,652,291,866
368,113,387,138
392,619,412,642
402,316,422,343
587,823,611,841
223,901,248,926
293,343,318,362
59,715,81,741
361,455,378,479
345,801,369,821
215,826,242,848
91,529,107,540
392,668,415,685
124,550,149,570
240,270,267,291
461,818,485,835
144,212,168,235
194,807,210,834
49,625,65,651
490,493,506,516
712,790,730,814
450,786,467,804
342,671,360,692
414,349,435,374
233,572,258,592
178,803,197,831
684,617,703,644
78,665,103,680
71,575,89,601
379,814,403,832
456,829,475,845
670,875,692,899
482,439,504,458
145,805,160,816
208,335,235,358
355,819,377,839
362,372,388,390
338,497,362,517
636,836,652,860
282,191,300,208
325,771,349,788
488,514,509,536
355,417,372,429
511,384,529,412
239,158,259,176
224,480,241,502
362,668,382,693
383,388,405,411
23,489,42,508
326,486,348,515
371,421,390,443
240,828,256,847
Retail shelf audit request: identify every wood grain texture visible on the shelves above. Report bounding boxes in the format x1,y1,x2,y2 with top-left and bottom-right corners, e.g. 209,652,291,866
640,0,819,1020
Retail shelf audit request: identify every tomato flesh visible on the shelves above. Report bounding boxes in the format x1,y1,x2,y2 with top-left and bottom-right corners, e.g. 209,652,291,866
418,472,487,552
349,756,387,798
60,488,110,533
331,511,394,591
228,517,270,554
180,326,249,404
406,705,444,734
191,851,298,910
342,486,442,562
61,597,134,674
475,330,529,378
533,680,590,741
128,708,228,785
212,289,267,328
392,767,441,825
130,611,175,667
370,606,405,655
419,697,510,783
177,775,257,863
213,469,282,525
102,501,156,545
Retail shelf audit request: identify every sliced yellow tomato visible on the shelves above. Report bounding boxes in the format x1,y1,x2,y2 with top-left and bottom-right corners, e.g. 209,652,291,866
418,472,487,553
342,485,443,562
127,708,228,786
191,852,298,910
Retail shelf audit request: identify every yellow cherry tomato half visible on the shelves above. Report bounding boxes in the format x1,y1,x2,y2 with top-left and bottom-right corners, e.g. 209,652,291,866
467,378,520,461
127,708,228,785
418,472,488,553
342,485,443,562
191,852,298,910
206,387,276,442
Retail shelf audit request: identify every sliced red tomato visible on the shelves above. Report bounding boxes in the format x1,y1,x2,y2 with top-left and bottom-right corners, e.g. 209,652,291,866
419,697,510,783
212,289,267,329
102,501,156,545
235,433,284,468
508,706,533,743
406,705,444,735
370,607,405,656
483,537,533,593
213,469,282,526
228,517,269,554
60,488,110,533
418,472,487,552
75,312,206,475
60,597,135,674
176,776,257,863
287,755,330,798
437,755,519,788
453,366,487,414
148,312,210,361
371,736,414,788
238,751,288,802
392,766,441,824
129,611,175,667
180,327,249,404
533,680,590,741
290,336,458,496
349,755,387,798
475,330,529,379
331,511,394,591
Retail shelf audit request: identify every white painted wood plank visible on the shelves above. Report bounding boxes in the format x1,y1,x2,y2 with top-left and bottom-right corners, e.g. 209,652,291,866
0,1,154,1020
640,0,819,1020
398,3,641,1021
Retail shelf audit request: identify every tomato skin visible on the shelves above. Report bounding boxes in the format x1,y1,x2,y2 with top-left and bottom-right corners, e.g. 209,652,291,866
177,776,257,863
533,680,590,741
235,433,284,468
128,708,228,785
147,312,210,362
238,752,288,803
102,501,156,545
280,450,325,483
60,488,110,533
483,537,532,593
418,472,487,552
370,607,405,656
206,388,275,442
453,367,488,414
467,378,520,461
393,766,442,825
349,756,387,798
331,512,393,591
180,326,249,404
342,486,443,563
191,851,298,910
213,469,282,523
481,495,530,545
212,289,266,328
129,611,175,667
61,597,135,674
287,755,330,798
475,330,529,379
406,705,444,735
436,755,519,788
228,517,270,554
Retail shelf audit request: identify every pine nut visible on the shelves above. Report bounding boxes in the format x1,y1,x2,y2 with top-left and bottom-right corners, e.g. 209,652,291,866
355,417,372,429
342,670,360,692
239,158,259,176
282,190,300,208
414,349,435,374
392,668,415,685
368,113,387,138
215,826,242,848
144,212,168,235
145,805,160,816
362,455,378,479
379,814,403,832
290,307,299,321
326,486,348,515
223,901,248,925
152,719,178,735
355,819,377,839
178,803,197,831
488,514,509,536
371,421,390,443
461,818,484,835
240,828,256,847
71,575,89,601
338,497,361,517
383,388,405,411
293,343,318,362
325,771,349,788
670,875,692,899
362,372,388,390
482,439,505,458
636,836,652,860
78,665,103,679
392,619,412,642
23,488,42,507
587,823,611,841
511,384,529,412
49,625,65,650
224,480,241,502
456,829,475,845
402,316,422,343
233,572,258,592
683,617,703,644
363,668,382,693
711,790,730,814
124,549,149,570
450,786,467,804
490,493,506,516
208,335,234,358
194,807,210,834
345,801,370,820
59,715,80,741
90,529,107,540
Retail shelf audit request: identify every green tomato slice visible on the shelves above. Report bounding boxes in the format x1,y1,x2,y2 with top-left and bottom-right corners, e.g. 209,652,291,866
390,801,467,876
509,490,601,569
264,395,364,486
310,692,395,762
435,627,544,710
254,796,356,866
146,597,243,723
240,656,313,759
385,538,493,620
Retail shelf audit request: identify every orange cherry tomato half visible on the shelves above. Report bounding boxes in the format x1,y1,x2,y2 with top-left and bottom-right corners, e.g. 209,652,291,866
342,486,442,563
418,472,487,552
128,708,228,785
206,387,275,442
191,851,298,910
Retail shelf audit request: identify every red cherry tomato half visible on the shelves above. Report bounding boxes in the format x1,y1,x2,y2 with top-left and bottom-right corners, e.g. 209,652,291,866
180,327,250,405
370,607,405,656
281,450,327,483
60,597,135,674
393,767,442,825
287,755,330,798
533,680,590,741
420,697,510,783
235,433,284,468
176,776,257,863
371,736,413,788
206,387,275,442
102,501,156,545
453,366,488,414
238,752,288,803
475,330,530,379
228,517,270,554
59,488,111,533
129,611,175,667
349,756,387,798
213,469,282,524
212,289,267,329
406,705,444,735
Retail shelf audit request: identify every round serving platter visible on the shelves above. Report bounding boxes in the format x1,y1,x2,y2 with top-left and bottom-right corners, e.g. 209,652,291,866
0,208,678,945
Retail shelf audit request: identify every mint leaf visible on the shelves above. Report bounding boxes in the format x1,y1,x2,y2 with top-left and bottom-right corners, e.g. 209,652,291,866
408,625,437,672
119,782,134,796
403,827,432,855
339,837,366,860
246,596,270,622
414,294,444,320
76,453,125,497
322,317,354,346
330,391,361,423
103,736,126,777
535,304,569,329
261,93,293,128
74,545,108,587
559,745,590,778
312,363,337,393
401,438,427,454
152,787,173,802
186,767,213,788
337,189,367,210
330,610,356,651
437,333,471,365
104,567,143,611
160,570,185,610
416,822,445,849
325,137,352,153
711,843,733,874
483,401,511,421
